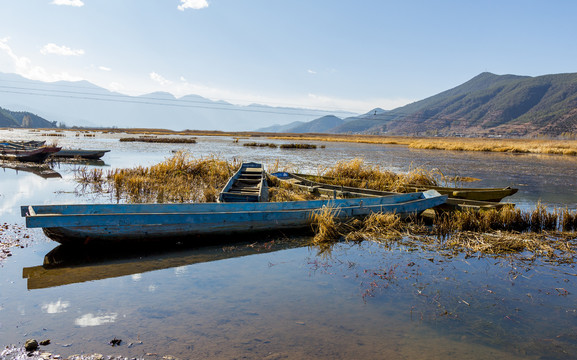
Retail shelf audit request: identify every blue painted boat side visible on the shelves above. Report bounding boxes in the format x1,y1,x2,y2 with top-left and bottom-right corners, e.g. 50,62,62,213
36,194,447,244
22,191,447,244
21,191,437,217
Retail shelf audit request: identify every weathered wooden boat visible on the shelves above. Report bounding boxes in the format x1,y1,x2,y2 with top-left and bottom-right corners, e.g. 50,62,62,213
21,190,447,245
52,149,110,160
0,146,61,163
219,162,268,202
272,172,512,212
0,140,46,149
290,173,518,202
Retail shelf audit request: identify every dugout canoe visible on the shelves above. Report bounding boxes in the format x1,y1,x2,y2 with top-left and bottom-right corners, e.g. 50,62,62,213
272,172,512,211
21,190,447,245
290,173,518,202
219,162,268,202
52,149,110,160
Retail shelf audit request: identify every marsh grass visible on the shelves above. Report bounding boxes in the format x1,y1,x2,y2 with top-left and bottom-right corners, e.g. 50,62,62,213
243,142,278,148
269,134,577,156
279,143,318,149
309,204,577,260
314,158,441,192
119,137,196,144
75,152,236,203
73,155,577,260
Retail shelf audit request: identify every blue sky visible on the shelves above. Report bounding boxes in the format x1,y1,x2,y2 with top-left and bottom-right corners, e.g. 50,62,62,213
0,0,576,115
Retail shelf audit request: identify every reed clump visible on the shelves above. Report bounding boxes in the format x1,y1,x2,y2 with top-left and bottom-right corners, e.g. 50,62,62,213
75,152,236,203
317,158,440,192
243,142,278,148
280,143,318,149
119,137,196,144
309,204,577,260
408,138,577,156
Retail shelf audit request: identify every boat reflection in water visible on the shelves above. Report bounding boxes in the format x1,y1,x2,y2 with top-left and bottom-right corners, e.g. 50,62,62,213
22,237,308,290
0,162,62,179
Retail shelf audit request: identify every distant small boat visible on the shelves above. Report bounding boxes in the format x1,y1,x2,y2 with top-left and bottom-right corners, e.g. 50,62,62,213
219,162,268,202
0,140,46,149
0,146,61,163
290,173,518,202
21,190,447,245
53,149,111,160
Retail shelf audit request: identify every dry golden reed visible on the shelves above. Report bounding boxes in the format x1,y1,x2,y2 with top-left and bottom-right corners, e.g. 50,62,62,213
315,158,440,192
268,134,577,157
75,152,237,203
308,203,577,259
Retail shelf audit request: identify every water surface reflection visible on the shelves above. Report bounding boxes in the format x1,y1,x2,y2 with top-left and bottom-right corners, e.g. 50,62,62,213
2,130,577,359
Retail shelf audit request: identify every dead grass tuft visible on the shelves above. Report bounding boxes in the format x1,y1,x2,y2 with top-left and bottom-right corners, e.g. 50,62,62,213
75,152,237,203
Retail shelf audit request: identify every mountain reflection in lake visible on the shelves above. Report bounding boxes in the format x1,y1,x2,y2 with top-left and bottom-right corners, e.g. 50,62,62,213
1,129,577,359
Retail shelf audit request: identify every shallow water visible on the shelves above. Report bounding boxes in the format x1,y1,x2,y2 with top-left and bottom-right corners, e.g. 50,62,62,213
1,129,577,359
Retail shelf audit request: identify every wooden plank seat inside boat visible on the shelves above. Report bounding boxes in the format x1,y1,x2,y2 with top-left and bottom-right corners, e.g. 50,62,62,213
219,162,269,202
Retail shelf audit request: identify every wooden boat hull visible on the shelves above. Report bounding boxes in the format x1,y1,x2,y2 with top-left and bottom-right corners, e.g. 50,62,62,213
22,191,447,245
0,146,61,163
272,172,513,211
289,173,518,202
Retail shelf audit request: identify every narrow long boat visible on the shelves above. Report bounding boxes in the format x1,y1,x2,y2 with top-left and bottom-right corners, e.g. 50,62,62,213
272,172,512,211
21,190,447,245
291,173,518,202
219,162,268,202
52,149,110,160
0,140,46,149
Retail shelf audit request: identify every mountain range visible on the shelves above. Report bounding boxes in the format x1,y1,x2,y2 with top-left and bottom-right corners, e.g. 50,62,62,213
0,72,356,131
1,71,577,137
0,106,55,128
262,72,577,137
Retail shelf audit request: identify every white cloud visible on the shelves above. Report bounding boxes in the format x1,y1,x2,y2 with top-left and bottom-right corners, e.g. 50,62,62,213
42,299,70,314
150,72,173,86
75,313,118,327
178,0,209,11
307,69,317,74
0,38,83,82
41,43,84,56
51,0,84,7
99,66,111,71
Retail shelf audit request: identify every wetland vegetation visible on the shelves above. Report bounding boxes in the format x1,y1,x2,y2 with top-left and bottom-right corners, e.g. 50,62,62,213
73,154,577,263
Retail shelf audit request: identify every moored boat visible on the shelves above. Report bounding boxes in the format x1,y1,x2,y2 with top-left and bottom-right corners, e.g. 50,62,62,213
52,149,110,160
0,146,61,163
272,172,513,212
21,190,447,245
290,173,518,202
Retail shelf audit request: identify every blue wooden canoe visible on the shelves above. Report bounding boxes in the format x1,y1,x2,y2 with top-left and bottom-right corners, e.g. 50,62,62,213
219,162,268,202
21,190,446,245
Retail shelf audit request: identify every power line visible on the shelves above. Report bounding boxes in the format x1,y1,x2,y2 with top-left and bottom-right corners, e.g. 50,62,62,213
0,80,358,117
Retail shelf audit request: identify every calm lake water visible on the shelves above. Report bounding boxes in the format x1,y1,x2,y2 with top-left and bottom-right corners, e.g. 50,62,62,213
1,129,577,359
